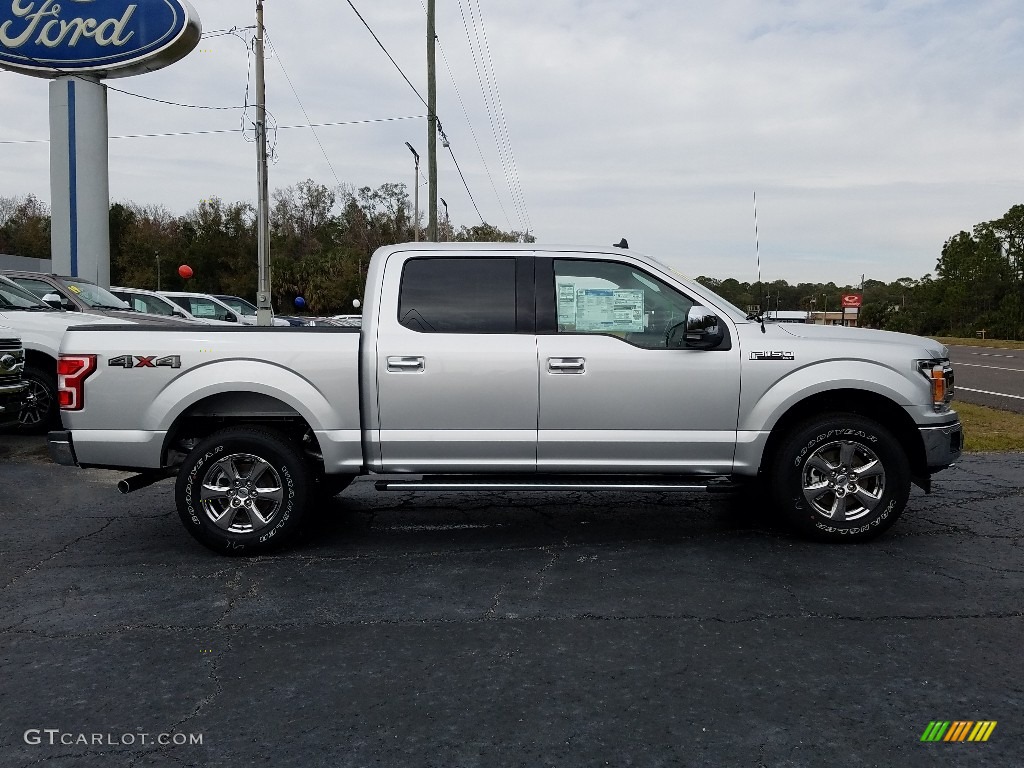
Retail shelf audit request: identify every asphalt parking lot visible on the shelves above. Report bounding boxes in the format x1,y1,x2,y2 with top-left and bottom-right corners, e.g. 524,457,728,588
1,433,1022,767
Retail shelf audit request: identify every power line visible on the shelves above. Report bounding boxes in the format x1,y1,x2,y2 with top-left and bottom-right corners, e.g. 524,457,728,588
470,0,530,232
343,0,427,108
457,0,530,233
343,0,487,229
426,4,512,230
0,116,427,145
446,142,484,224
266,31,340,186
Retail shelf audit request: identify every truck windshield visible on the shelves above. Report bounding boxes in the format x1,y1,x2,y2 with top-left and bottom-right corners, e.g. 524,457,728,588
56,278,132,310
0,276,55,310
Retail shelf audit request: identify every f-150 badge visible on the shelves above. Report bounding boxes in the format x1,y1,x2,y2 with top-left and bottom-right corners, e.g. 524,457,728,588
750,351,795,361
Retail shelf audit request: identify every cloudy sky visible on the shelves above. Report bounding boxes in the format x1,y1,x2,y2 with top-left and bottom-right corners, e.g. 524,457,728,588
2,0,1022,284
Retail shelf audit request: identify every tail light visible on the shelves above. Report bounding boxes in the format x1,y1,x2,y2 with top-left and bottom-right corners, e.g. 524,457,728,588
57,354,97,410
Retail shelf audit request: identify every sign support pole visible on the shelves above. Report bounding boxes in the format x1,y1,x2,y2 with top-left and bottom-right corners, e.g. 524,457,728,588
49,76,110,285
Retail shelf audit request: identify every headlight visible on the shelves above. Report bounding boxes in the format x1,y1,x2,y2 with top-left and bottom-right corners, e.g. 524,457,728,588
917,359,954,412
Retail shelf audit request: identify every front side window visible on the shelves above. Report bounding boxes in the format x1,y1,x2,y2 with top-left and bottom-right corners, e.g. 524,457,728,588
134,295,174,315
0,276,52,309
218,296,257,316
187,298,231,321
553,259,695,349
12,277,70,307
399,258,516,333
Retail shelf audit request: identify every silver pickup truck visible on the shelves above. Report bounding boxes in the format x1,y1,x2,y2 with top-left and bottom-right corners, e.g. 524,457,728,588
48,243,962,554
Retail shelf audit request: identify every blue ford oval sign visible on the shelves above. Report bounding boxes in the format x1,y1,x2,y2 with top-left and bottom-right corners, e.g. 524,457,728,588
0,0,201,78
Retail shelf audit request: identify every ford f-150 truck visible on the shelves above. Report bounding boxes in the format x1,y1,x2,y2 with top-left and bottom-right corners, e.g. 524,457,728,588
48,243,962,554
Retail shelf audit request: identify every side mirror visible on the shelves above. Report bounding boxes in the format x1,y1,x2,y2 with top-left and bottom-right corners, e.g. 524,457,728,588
223,313,237,322
667,305,726,350
172,310,187,319
42,292,65,309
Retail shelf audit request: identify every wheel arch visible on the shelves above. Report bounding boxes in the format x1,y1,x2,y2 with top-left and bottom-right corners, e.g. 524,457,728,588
23,348,56,372
759,389,926,479
161,391,323,470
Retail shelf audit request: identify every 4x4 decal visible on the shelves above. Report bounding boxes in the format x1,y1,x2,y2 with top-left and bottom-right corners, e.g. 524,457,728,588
108,355,181,369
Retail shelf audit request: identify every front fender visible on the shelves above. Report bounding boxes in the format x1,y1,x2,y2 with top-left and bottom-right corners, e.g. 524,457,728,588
741,358,926,433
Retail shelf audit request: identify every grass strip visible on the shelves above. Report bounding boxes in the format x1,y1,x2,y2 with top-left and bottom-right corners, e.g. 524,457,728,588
955,401,1024,452
936,336,1024,351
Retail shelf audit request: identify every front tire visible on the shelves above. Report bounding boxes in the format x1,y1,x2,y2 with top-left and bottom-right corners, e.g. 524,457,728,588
769,414,910,542
17,365,57,434
175,427,310,555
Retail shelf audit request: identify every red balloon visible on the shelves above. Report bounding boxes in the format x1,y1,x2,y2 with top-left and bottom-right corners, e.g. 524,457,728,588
178,264,193,279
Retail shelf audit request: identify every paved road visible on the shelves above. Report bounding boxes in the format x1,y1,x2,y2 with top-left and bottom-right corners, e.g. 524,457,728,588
948,344,1024,414
1,434,1022,766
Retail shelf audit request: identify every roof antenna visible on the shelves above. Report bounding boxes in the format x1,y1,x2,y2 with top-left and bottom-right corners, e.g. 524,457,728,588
613,238,629,249
753,191,766,333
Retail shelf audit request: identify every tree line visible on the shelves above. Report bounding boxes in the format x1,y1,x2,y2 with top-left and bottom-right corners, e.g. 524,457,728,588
2,185,1022,337
1,180,532,315
695,204,1024,340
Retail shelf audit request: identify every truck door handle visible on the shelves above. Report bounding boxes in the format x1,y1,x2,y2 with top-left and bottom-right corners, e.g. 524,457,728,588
547,357,585,373
387,356,425,373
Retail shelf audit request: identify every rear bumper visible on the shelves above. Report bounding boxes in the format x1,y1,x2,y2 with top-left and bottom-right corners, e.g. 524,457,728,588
919,419,963,471
48,429,78,466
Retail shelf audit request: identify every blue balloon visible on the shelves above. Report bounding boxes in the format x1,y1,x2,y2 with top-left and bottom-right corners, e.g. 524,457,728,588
294,296,306,309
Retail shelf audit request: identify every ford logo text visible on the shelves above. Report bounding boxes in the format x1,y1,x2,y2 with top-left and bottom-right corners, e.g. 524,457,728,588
0,0,201,78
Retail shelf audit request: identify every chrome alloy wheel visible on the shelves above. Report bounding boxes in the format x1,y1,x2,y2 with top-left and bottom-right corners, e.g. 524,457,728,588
801,440,886,522
199,453,285,534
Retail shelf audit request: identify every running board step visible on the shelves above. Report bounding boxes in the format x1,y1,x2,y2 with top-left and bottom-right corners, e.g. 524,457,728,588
375,474,740,493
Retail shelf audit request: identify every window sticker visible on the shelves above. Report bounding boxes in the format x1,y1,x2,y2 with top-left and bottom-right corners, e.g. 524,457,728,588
575,288,644,332
193,302,216,318
67,285,82,294
557,283,577,325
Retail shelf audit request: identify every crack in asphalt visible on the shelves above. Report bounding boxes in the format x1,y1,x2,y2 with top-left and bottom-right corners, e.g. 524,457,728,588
1,517,119,593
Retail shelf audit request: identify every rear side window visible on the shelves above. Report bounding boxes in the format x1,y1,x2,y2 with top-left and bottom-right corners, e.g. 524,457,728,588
399,258,516,333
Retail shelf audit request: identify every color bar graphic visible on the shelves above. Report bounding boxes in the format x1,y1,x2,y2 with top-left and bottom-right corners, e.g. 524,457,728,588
921,721,996,742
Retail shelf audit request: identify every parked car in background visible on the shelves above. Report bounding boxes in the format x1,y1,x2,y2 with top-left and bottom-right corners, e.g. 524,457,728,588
326,314,363,328
0,323,29,430
0,275,122,431
111,287,235,325
1,270,191,325
213,294,291,326
160,291,249,325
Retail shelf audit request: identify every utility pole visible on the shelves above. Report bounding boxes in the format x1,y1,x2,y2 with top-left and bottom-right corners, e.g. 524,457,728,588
405,142,420,241
426,0,438,241
254,0,273,326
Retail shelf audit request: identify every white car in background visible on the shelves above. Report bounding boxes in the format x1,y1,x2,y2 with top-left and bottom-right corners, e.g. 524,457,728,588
159,291,289,326
111,287,235,325
213,293,292,326
0,275,122,432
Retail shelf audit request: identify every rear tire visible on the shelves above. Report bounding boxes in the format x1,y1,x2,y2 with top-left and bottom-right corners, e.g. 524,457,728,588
17,365,57,434
769,414,910,542
175,427,310,555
